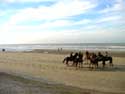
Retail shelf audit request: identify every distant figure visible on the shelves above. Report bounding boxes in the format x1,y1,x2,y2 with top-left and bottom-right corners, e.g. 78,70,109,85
60,48,62,51
2,49,5,52
58,48,62,52
57,48,60,52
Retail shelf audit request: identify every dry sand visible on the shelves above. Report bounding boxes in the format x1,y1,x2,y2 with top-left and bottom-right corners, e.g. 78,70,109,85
0,50,125,94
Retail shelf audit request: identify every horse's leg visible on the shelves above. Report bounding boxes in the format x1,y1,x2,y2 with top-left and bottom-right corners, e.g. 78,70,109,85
86,59,90,65
72,61,75,66
94,62,97,69
77,62,79,68
76,61,79,69
89,61,93,69
75,62,78,69
96,61,98,68
102,60,105,68
66,60,69,66
81,61,83,68
91,63,94,69
86,59,88,65
79,62,82,68
109,58,113,67
78,61,81,68
89,61,92,68
75,62,78,68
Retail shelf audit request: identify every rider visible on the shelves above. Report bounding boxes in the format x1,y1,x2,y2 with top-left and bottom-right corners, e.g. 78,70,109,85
97,52,103,60
78,51,83,59
105,51,109,57
98,52,103,57
85,50,90,59
69,52,74,59
91,52,97,61
85,51,89,56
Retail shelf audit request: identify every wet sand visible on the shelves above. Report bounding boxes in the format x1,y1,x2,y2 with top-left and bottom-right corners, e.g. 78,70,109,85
0,72,97,94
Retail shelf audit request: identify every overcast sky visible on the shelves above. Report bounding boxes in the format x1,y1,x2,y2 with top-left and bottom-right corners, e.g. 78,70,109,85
0,0,125,44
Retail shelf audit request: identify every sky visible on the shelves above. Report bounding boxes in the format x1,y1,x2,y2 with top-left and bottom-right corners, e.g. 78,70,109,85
0,0,125,44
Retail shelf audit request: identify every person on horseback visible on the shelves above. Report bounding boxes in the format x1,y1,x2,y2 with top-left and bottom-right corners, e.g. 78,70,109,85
97,52,103,60
69,52,74,60
78,51,83,61
105,51,110,57
85,51,90,59
88,52,98,69
98,52,103,57
72,52,78,66
84,50,91,65
90,52,97,62
74,51,83,68
74,52,79,58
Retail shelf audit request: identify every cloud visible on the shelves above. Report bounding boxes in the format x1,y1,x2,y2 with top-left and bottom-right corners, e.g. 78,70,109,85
1,18,91,33
1,0,57,3
0,0,124,44
97,15,122,23
38,19,91,29
99,0,124,13
3,0,96,26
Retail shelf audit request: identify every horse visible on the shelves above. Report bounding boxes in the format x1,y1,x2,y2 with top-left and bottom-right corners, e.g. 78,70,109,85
89,52,113,68
100,56,113,67
89,53,99,69
73,52,84,68
62,52,78,66
63,52,84,68
87,52,113,69
84,51,91,64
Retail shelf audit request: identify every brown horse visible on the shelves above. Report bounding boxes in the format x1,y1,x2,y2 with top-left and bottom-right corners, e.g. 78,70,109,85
84,51,91,65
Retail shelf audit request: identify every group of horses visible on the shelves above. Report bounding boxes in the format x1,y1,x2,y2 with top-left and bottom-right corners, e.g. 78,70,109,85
63,51,113,69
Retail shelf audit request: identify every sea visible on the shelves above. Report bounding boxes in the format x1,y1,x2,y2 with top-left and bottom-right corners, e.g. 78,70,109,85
0,43,125,52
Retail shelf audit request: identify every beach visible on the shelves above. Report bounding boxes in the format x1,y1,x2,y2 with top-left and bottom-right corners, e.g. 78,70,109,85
0,50,125,94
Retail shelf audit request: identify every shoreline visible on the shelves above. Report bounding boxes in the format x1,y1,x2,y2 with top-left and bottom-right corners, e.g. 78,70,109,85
1,48,125,57
30,49,125,57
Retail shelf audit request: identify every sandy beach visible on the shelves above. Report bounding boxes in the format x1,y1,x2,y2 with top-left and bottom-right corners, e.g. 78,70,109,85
0,50,125,94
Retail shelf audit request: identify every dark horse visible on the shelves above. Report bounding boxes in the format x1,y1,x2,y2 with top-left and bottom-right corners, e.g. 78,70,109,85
90,52,113,68
73,52,83,68
63,52,83,68
87,52,113,68
100,55,113,67
63,52,77,66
